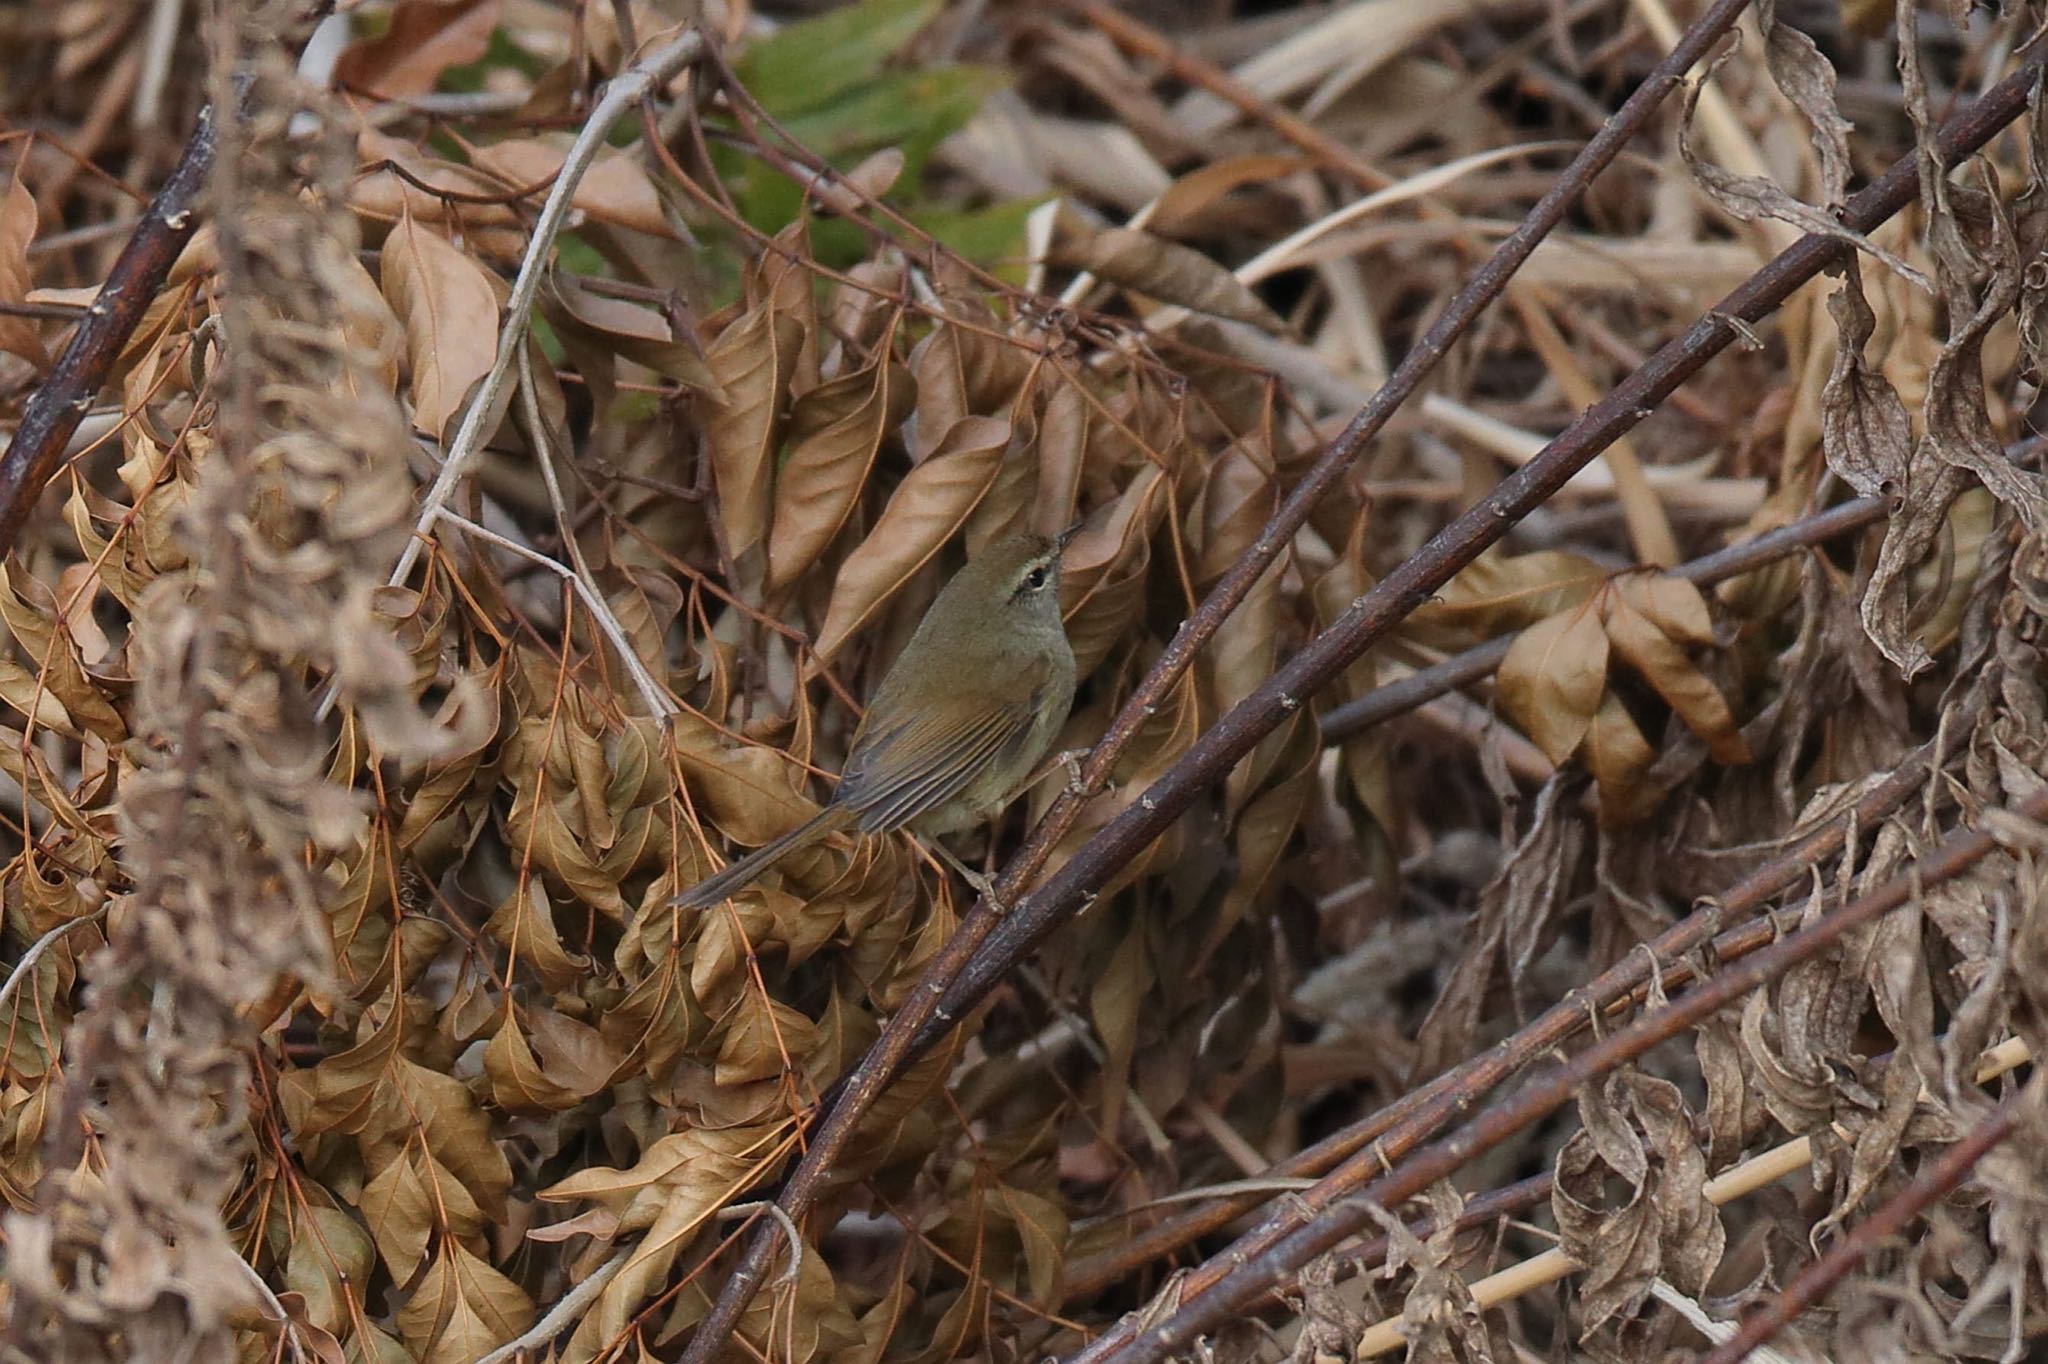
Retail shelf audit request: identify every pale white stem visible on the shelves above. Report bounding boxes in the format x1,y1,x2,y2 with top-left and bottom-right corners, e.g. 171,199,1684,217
386,29,706,593
320,28,704,723
438,511,675,723
0,906,108,1016
472,1247,631,1364
515,343,679,722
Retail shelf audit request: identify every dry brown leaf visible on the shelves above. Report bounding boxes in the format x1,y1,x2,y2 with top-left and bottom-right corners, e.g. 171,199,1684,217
705,244,810,583
1409,548,1605,639
0,166,46,367
335,0,502,99
359,1149,469,1283
541,271,716,408
1049,220,1284,331
379,207,500,444
810,414,1012,660
1600,591,1751,765
767,345,914,596
394,1242,534,1364
1498,603,1608,766
1584,691,1657,823
282,1205,373,1338
1141,153,1304,238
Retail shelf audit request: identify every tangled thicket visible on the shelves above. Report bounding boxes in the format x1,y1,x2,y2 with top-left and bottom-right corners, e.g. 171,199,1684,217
4,0,2048,1361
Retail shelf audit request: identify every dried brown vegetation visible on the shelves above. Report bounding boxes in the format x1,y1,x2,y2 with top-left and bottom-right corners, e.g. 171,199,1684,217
3,1,2048,1363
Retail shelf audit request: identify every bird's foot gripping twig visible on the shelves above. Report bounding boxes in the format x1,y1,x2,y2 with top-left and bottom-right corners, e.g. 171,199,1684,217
929,841,1009,914
1056,747,1091,797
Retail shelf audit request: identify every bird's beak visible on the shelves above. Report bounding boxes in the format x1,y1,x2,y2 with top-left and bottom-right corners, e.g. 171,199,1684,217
1054,519,1085,550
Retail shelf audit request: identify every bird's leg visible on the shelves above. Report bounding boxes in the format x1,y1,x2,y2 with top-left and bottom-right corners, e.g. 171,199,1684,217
1055,748,1090,796
929,840,1007,914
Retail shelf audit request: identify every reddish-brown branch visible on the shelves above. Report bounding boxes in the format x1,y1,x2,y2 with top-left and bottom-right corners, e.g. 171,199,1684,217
670,3,1759,1356
0,105,215,558
921,46,2046,1083
1694,1094,2023,1364
1081,784,2048,1364
1057,735,1939,1301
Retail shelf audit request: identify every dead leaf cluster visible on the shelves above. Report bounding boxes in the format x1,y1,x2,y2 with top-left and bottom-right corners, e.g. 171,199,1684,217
3,2,2048,1363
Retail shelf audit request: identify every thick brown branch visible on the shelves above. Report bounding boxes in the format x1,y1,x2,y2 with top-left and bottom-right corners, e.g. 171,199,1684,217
1082,785,2048,1364
1057,735,1938,1301
0,105,215,558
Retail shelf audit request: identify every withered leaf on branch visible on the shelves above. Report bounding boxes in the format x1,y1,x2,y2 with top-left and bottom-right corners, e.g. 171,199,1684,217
1045,208,1285,330
1553,1070,1724,1338
334,0,501,100
0,165,45,367
380,207,501,445
810,413,1012,660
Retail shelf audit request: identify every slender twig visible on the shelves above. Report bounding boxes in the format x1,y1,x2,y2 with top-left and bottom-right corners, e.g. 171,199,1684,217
235,1255,309,1364
437,509,675,721
0,106,214,558
1051,0,1392,193
1351,1037,2034,1357
1057,740,1939,1300
474,1247,631,1364
1321,492,1895,743
379,29,704,594
1086,784,2048,1364
1693,1093,2024,1364
673,3,1756,1355
514,341,679,720
0,907,109,1016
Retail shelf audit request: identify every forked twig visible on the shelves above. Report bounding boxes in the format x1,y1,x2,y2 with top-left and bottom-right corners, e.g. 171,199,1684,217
514,342,679,721
378,29,705,593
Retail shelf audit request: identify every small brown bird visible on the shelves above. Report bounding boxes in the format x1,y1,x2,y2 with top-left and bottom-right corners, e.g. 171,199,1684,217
672,528,1080,909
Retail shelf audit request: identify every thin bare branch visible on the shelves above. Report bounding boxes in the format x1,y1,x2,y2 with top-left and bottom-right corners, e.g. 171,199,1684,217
672,1,1761,1353
1086,784,2048,1364
0,105,214,557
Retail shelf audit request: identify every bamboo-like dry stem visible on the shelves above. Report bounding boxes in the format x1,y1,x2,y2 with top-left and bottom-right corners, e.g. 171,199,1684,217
1352,1038,2033,1356
1084,783,2048,1364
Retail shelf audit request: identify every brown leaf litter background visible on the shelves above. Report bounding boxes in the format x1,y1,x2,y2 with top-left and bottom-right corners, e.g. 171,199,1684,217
4,0,2048,1361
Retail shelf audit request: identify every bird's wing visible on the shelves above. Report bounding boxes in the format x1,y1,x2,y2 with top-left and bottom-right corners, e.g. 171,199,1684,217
837,656,1055,833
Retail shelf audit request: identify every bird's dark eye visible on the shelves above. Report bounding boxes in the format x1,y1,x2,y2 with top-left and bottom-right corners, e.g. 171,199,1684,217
1022,565,1049,591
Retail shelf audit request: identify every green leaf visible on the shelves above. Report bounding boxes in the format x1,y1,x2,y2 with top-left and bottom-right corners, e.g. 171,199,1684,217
776,66,1008,163
737,0,945,118
915,195,1046,271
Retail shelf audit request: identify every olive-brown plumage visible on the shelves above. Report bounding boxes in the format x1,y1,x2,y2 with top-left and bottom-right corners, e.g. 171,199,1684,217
672,530,1079,909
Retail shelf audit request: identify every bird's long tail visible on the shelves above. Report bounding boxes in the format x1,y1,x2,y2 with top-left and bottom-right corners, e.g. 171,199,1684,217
670,807,854,908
